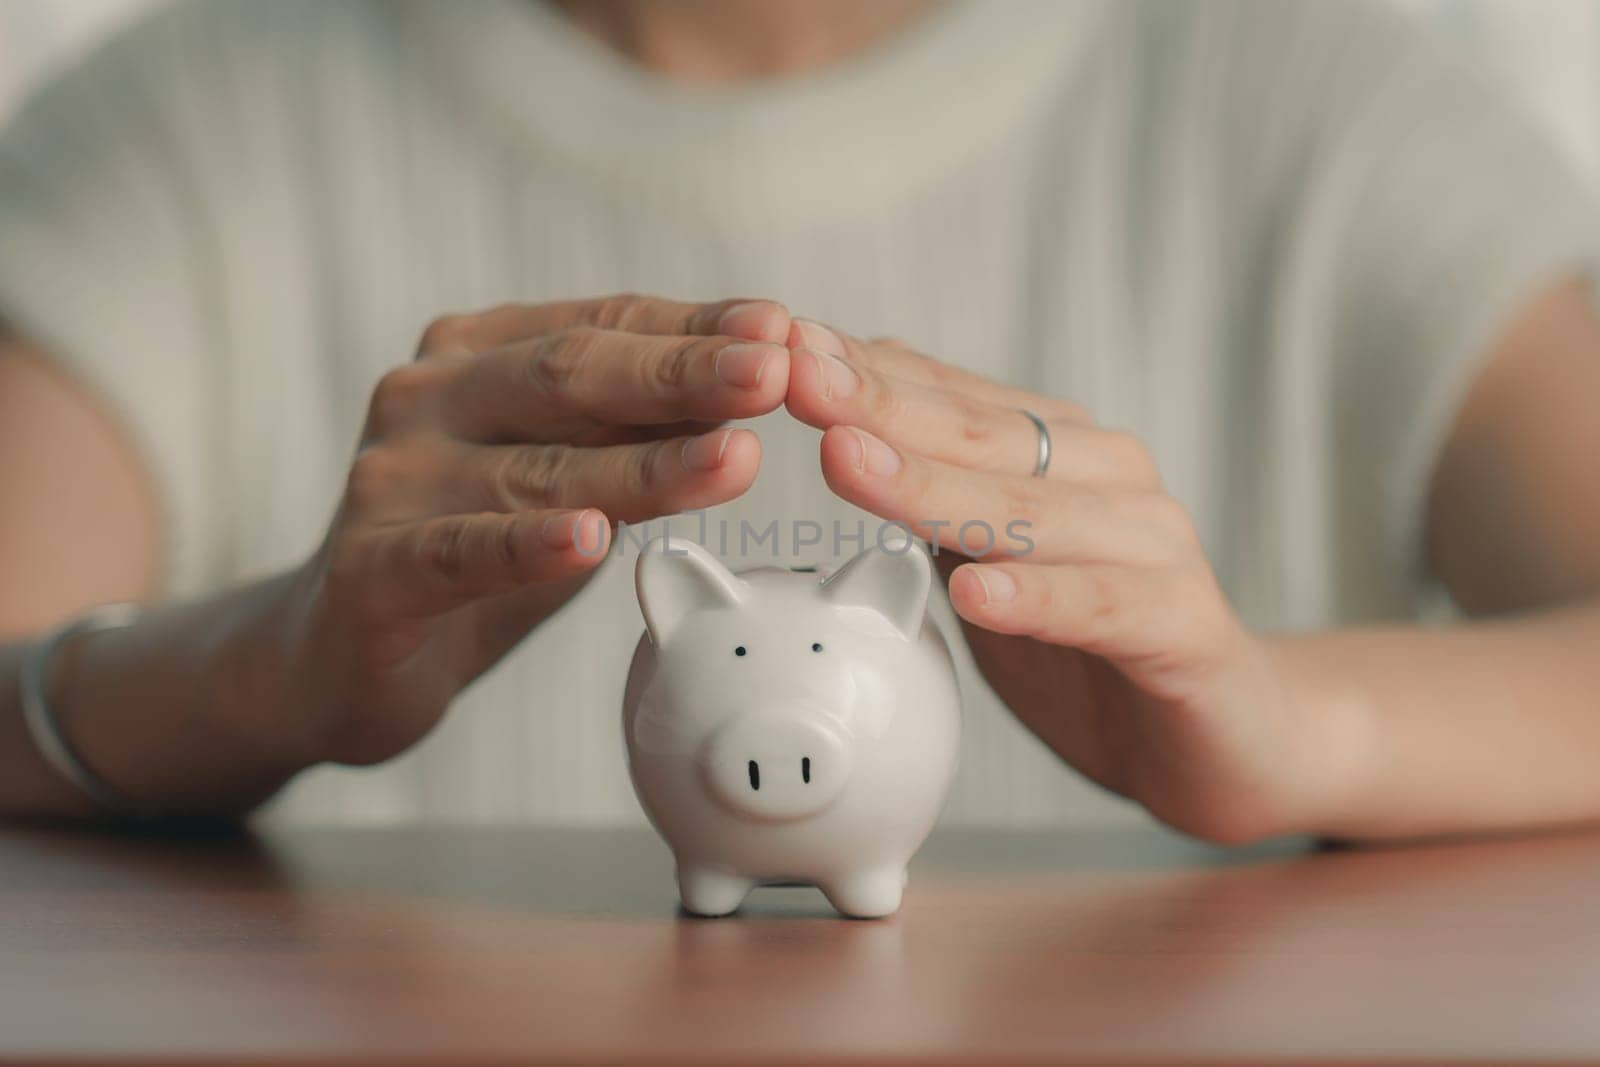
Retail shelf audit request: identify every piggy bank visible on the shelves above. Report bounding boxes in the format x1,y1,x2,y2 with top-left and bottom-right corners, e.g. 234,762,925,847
622,536,961,918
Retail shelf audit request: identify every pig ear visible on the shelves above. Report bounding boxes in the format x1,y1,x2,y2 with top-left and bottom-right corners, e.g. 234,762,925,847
635,537,746,645
821,541,932,641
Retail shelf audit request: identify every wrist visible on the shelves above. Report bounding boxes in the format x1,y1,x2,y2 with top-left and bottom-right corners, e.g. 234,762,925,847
242,562,338,771
1258,631,1382,838
41,571,323,816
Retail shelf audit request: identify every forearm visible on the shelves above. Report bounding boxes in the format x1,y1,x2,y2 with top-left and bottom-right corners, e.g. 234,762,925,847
1271,596,1600,841
0,571,316,820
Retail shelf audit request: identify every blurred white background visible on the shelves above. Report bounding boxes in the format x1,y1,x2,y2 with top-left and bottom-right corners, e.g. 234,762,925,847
0,0,148,123
1399,0,1600,181
3,0,1600,185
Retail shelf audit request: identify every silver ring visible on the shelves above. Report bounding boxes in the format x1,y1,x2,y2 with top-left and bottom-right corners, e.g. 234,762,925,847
1020,409,1051,478
19,602,153,818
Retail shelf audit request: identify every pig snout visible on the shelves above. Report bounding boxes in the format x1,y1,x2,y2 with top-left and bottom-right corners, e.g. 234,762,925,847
700,708,852,822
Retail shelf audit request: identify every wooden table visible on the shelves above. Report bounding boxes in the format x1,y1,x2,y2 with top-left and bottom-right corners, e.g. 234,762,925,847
2,822,1598,1065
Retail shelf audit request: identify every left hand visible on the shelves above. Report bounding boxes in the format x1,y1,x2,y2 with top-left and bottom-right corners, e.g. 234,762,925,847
783,320,1358,843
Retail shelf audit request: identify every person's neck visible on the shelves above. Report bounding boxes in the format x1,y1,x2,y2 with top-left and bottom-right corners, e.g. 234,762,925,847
551,0,937,84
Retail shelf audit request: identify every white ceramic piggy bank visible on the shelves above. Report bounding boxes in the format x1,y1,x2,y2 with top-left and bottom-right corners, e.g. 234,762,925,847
622,536,961,918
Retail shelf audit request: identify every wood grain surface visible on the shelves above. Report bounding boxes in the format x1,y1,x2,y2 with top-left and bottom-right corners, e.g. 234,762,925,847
2,821,1598,1065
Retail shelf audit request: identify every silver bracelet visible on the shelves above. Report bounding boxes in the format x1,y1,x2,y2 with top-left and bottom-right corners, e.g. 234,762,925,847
19,602,152,818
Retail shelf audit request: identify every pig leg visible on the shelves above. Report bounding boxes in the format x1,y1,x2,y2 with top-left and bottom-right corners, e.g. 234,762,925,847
820,867,906,919
677,864,753,917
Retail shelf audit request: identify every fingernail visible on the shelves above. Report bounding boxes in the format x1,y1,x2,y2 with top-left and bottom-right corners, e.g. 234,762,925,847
971,566,1016,604
681,429,732,472
793,318,846,358
802,347,859,401
714,342,781,389
846,427,901,478
541,510,582,549
718,301,783,342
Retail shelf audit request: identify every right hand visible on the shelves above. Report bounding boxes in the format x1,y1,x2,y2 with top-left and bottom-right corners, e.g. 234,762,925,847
277,295,791,764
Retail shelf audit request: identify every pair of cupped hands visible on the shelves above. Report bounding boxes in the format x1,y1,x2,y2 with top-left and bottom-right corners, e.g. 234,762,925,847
285,294,1336,843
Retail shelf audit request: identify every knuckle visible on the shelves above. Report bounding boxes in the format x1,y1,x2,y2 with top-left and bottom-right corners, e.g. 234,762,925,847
344,446,409,511
858,336,909,370
997,477,1046,528
922,358,959,389
891,449,933,504
1085,567,1127,639
1104,430,1160,486
533,328,601,397
367,363,443,433
416,312,473,357
1144,494,1200,552
863,371,899,420
494,516,527,575
950,392,997,447
416,519,476,585
1018,574,1056,640
647,339,700,395
528,444,576,504
1028,572,1054,615
1051,397,1095,425
487,447,553,510
321,530,373,605
592,292,652,332
619,439,669,500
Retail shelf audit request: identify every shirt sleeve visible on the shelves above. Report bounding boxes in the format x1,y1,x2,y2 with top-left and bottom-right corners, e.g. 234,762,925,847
1272,0,1600,610
0,5,223,597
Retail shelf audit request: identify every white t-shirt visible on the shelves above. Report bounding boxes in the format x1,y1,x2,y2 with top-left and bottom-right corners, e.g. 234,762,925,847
0,0,1595,826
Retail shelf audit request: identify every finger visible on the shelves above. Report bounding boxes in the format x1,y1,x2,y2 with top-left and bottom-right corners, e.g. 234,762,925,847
788,318,1090,423
947,561,1234,687
366,508,611,618
450,428,761,524
447,330,789,442
788,350,1160,485
417,295,790,358
819,425,1194,565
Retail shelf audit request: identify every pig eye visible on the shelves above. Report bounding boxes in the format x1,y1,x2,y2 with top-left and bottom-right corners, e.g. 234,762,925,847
811,642,824,653
734,646,747,657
